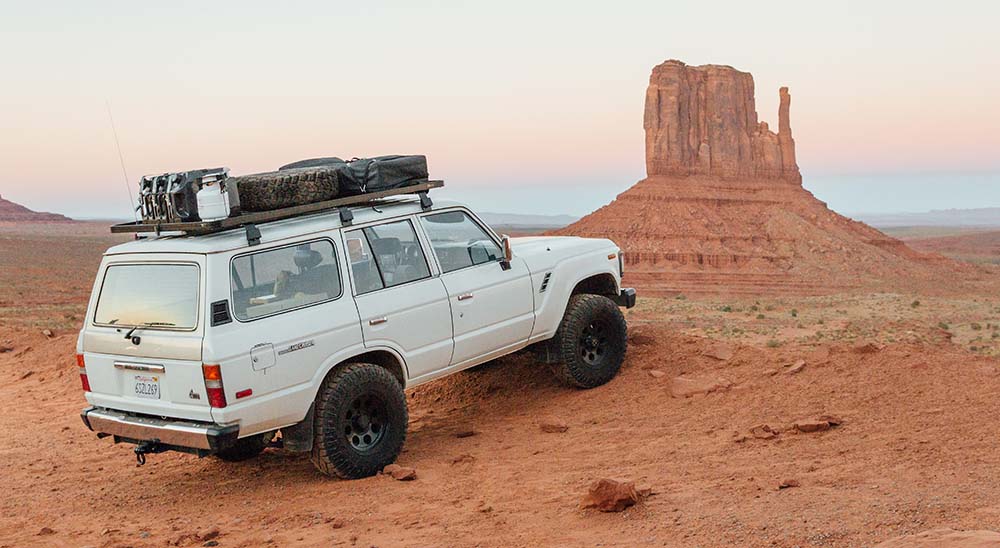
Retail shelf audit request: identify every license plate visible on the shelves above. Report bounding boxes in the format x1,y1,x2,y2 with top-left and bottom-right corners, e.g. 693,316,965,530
133,375,160,400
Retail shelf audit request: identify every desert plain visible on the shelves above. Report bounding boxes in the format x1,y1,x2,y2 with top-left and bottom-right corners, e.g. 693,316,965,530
2,220,1000,547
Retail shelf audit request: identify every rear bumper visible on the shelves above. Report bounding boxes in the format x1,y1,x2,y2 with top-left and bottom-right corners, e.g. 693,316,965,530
81,406,238,451
614,287,637,308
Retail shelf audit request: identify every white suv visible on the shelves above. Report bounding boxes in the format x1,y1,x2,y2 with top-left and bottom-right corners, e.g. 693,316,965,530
78,197,635,478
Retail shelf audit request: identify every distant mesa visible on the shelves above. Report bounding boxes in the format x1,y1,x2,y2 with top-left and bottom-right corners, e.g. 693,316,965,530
554,60,974,295
0,193,72,222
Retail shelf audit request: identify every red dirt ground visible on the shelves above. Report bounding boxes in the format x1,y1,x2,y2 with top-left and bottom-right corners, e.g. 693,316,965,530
3,222,1000,547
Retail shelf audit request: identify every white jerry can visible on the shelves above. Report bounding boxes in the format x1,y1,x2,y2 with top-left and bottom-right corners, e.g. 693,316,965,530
196,171,239,221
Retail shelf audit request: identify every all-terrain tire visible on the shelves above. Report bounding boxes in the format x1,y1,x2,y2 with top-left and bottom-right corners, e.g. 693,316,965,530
550,294,627,389
215,431,274,462
230,166,339,212
279,157,345,171
310,363,408,479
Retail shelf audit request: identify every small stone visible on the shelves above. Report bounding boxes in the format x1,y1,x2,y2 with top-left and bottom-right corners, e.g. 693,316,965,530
450,454,475,465
762,369,779,376
203,542,219,547
703,342,735,361
852,342,880,354
38,527,55,536
580,479,642,512
539,417,569,433
454,429,476,438
328,517,346,529
382,464,417,481
139,531,151,538
670,375,732,398
19,370,34,380
778,479,800,489
794,420,831,433
198,527,220,541
41,329,54,338
0,345,13,353
785,360,806,374
647,369,666,379
816,414,843,426
749,424,777,440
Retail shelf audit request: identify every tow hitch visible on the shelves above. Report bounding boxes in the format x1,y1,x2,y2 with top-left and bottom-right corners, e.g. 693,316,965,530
134,439,168,466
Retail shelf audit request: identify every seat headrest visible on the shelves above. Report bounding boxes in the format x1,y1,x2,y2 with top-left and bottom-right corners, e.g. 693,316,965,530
293,247,323,270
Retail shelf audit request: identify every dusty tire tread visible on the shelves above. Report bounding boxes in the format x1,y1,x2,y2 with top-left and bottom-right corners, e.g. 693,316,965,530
550,294,627,389
230,166,339,212
310,363,407,479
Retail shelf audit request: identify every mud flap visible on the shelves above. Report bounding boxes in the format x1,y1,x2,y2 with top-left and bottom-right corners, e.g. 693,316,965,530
281,403,314,452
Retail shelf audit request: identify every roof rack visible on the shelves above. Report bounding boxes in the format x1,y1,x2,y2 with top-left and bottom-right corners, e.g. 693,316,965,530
111,180,444,237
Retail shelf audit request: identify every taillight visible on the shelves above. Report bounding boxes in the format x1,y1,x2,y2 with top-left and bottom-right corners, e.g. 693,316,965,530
76,353,91,392
202,364,227,408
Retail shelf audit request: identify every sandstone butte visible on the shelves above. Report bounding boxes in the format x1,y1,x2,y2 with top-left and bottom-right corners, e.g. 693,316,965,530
0,193,71,222
553,59,973,296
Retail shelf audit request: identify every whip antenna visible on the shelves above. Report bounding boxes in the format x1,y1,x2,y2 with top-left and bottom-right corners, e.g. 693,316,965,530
105,100,138,222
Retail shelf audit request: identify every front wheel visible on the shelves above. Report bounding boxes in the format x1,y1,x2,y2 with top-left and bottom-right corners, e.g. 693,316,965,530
550,294,627,388
310,363,408,478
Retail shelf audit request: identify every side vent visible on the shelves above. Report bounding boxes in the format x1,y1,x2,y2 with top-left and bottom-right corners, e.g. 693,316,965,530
539,272,552,293
211,300,232,326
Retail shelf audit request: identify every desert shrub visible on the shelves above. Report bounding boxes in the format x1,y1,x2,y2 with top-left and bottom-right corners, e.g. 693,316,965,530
756,314,766,320
938,322,950,330
720,305,733,313
971,322,983,331
766,339,781,348
911,300,921,308
675,294,686,301
790,309,798,317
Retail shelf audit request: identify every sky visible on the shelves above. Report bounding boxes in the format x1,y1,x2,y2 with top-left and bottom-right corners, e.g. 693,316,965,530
1,0,998,219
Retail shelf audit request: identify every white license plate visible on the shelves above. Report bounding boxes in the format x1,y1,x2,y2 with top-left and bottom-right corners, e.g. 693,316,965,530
133,375,161,400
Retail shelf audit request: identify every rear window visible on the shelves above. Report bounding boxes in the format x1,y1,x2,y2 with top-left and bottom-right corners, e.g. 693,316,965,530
94,264,200,329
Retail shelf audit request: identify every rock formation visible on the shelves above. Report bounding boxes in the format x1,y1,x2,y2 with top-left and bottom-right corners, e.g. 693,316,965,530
555,60,970,295
0,194,71,222
644,60,798,181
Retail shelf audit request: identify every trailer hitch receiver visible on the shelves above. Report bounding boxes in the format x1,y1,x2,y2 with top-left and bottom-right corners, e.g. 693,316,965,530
134,439,168,466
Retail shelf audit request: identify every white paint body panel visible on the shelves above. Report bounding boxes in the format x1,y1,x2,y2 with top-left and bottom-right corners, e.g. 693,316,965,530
78,198,623,442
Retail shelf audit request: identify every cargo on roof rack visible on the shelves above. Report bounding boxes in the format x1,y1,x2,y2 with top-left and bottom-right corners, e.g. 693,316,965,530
111,180,443,236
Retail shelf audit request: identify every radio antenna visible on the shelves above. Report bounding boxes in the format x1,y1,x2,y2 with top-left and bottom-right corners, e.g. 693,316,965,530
105,100,138,222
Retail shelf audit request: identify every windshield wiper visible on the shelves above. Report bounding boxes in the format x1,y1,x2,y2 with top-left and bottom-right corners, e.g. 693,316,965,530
123,322,176,339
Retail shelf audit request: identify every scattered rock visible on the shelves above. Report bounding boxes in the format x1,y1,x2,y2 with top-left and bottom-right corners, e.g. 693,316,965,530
749,424,778,440
203,542,219,547
454,428,476,438
874,528,1000,547
816,414,843,426
0,345,12,353
762,369,779,376
852,342,880,354
327,517,346,529
702,342,735,361
794,419,832,433
382,464,417,481
778,479,800,489
539,417,569,433
648,369,666,379
450,453,475,465
13,346,32,358
19,371,34,380
198,527,220,541
580,479,643,512
785,360,806,374
37,527,55,536
41,329,54,338
139,531,151,538
670,375,732,398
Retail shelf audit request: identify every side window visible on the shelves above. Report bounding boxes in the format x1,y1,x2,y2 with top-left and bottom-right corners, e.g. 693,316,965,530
346,219,431,294
231,239,341,321
420,211,501,273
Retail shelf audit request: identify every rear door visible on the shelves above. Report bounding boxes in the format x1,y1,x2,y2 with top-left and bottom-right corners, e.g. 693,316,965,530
82,254,212,422
418,210,534,367
344,218,453,381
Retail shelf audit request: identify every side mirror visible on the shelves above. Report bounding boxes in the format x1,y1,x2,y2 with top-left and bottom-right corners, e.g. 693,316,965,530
500,234,513,271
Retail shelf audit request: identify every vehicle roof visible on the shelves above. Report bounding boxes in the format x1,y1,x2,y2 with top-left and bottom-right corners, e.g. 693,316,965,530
105,197,471,256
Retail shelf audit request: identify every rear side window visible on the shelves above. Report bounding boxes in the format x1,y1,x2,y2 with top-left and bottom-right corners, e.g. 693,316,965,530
346,219,431,294
94,264,200,329
420,211,501,273
231,240,341,321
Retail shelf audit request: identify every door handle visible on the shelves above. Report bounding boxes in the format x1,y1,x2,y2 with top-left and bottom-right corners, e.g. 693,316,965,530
369,316,388,326
457,293,474,301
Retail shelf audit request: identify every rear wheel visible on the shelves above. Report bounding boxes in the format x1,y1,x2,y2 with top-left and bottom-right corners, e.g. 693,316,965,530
215,431,273,462
550,294,627,388
310,363,408,478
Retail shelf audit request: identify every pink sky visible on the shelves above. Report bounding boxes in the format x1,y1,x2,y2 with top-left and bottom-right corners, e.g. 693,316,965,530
1,1,998,218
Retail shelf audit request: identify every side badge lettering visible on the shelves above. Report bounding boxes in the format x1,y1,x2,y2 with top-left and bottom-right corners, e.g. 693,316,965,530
278,340,315,356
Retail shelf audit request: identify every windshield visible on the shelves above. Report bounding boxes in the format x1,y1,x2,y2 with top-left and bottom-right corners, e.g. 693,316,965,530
94,263,200,329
